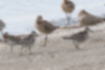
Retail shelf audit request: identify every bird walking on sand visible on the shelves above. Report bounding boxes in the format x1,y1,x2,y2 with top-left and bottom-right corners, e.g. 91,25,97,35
3,32,21,53
61,0,75,26
17,35,27,39
78,10,105,26
35,15,59,46
63,27,92,50
3,31,38,54
0,20,5,38
20,31,38,54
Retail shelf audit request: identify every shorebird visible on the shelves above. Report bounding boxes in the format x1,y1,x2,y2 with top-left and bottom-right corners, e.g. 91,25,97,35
78,10,105,26
35,15,59,46
3,31,38,54
17,34,28,39
61,0,75,26
63,27,92,50
0,20,5,38
3,32,21,53
20,31,38,54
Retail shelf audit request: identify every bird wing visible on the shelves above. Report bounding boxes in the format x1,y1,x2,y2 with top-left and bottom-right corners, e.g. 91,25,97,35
86,15,103,23
70,31,85,40
42,20,57,31
66,1,75,9
85,12,103,21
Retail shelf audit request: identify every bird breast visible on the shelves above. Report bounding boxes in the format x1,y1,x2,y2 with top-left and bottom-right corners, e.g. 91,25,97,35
36,22,55,34
78,15,86,22
61,2,74,13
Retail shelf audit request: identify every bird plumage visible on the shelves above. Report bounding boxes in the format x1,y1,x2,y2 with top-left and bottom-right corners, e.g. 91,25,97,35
35,15,59,46
35,16,59,34
78,10,105,26
3,31,38,54
63,27,90,50
61,0,75,13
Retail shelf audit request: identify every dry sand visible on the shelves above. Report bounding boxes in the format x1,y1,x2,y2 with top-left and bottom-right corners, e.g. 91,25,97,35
0,22,105,70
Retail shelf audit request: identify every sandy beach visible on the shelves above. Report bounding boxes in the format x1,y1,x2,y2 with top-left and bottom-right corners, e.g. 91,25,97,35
0,22,105,70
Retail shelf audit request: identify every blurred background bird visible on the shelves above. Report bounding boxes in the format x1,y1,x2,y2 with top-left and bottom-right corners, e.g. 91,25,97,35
61,0,75,26
78,10,105,27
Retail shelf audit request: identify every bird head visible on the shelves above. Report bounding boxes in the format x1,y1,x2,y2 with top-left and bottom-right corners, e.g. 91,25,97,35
3,32,9,38
78,9,88,17
31,31,38,37
3,32,9,42
37,15,42,21
64,0,69,3
36,15,43,24
80,10,87,14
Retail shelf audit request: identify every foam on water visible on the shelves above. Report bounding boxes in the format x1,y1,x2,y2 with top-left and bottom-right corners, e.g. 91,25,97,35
0,0,104,35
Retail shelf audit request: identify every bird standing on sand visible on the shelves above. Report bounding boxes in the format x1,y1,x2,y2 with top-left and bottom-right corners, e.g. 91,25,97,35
0,20,5,38
35,15,59,46
20,31,38,54
63,27,92,50
3,31,38,54
3,32,21,53
78,10,105,26
61,0,75,26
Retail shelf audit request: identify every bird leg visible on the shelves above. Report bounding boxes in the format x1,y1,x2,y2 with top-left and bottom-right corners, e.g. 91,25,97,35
73,41,80,50
28,47,32,55
10,46,13,54
20,46,24,55
66,13,71,26
75,43,80,50
44,34,47,47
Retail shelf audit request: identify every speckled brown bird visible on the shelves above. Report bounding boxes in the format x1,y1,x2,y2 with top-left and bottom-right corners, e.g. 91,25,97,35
20,31,38,54
61,0,75,26
3,31,38,54
78,10,105,26
63,27,92,50
3,32,22,53
35,15,59,46
17,35,27,39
